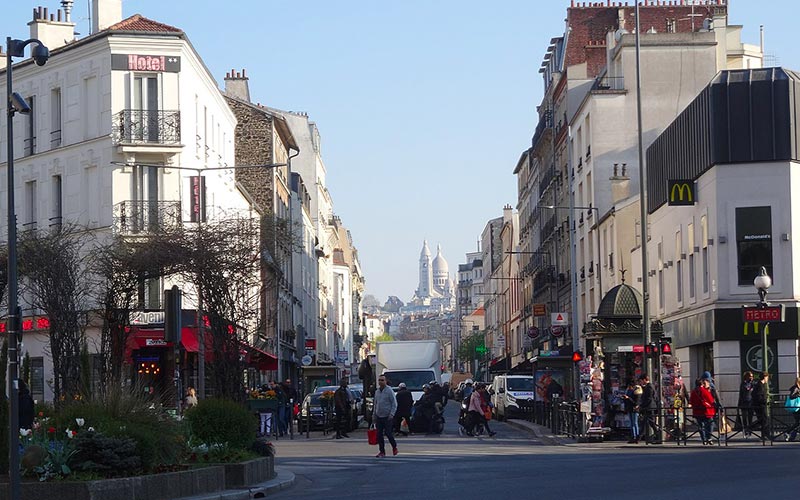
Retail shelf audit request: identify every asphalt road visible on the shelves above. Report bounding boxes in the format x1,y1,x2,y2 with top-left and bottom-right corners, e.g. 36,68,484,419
272,401,800,500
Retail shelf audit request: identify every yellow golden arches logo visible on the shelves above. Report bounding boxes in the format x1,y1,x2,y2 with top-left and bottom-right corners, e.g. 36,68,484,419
668,180,696,206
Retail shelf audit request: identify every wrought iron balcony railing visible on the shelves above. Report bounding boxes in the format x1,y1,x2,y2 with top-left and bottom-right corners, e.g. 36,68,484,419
113,200,182,235
113,109,181,145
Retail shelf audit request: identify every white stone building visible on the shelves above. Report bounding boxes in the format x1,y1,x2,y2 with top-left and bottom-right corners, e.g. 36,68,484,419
0,1,258,402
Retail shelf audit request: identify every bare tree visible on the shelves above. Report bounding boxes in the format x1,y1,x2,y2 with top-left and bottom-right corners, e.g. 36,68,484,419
18,225,93,404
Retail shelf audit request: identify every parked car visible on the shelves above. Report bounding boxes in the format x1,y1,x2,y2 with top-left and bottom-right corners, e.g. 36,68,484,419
297,385,359,431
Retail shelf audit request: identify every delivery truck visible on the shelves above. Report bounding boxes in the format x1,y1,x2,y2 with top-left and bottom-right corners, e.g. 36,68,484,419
375,340,441,401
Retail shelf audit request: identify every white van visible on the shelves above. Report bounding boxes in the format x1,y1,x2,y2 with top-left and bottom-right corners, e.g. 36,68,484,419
491,375,536,420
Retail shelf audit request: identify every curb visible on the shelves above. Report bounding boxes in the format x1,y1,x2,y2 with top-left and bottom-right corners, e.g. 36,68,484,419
505,419,568,446
178,467,295,500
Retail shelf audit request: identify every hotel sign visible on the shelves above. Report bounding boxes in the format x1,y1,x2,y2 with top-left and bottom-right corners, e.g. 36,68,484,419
668,179,696,206
111,54,181,72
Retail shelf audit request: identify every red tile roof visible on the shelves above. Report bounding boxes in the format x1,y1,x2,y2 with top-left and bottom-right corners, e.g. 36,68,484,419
107,14,182,33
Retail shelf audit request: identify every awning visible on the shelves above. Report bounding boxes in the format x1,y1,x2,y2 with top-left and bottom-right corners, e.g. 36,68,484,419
244,343,278,371
488,356,510,373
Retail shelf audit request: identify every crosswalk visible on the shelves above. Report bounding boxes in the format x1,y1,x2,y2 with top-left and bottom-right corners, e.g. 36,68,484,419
278,444,544,474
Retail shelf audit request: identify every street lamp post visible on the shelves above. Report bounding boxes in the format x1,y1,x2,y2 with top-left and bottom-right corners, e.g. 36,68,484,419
754,266,772,401
111,160,286,400
6,35,50,500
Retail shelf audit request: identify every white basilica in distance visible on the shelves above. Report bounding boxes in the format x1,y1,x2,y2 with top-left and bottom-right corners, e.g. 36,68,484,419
402,241,456,314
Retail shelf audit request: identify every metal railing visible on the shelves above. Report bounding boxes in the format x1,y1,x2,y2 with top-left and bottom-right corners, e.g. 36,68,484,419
113,109,181,145
517,399,582,438
113,200,182,235
593,76,625,91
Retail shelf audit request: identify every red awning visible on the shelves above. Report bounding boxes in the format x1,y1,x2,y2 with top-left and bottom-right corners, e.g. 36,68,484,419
244,343,278,371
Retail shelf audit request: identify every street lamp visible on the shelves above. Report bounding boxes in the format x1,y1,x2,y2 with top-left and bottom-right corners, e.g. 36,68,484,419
754,266,772,373
6,35,50,500
110,160,287,400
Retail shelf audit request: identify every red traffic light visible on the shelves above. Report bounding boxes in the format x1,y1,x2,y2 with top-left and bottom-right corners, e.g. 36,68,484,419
661,342,672,354
572,351,583,362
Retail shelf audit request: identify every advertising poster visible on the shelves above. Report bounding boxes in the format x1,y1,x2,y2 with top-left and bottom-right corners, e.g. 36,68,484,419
535,369,567,402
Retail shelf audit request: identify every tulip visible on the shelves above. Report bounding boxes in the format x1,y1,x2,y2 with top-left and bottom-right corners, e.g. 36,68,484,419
19,429,31,437
76,418,85,427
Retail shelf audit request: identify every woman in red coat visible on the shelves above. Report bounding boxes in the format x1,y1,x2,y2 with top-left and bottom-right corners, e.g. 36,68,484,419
690,378,716,445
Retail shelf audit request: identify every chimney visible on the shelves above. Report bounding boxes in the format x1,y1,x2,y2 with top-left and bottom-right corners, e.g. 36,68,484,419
224,69,251,102
610,163,630,204
92,0,122,33
28,4,76,52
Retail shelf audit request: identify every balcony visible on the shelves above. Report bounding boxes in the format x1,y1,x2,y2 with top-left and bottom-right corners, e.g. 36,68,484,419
113,200,182,235
592,76,626,92
113,109,181,146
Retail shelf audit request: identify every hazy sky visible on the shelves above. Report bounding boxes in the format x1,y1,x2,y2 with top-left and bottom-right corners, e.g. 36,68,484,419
3,1,798,303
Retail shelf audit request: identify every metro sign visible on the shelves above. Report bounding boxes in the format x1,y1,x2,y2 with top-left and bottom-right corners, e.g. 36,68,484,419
742,304,785,323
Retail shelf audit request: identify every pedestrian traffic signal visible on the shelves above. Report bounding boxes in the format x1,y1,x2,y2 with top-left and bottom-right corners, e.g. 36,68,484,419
572,351,583,363
164,285,182,343
644,342,658,357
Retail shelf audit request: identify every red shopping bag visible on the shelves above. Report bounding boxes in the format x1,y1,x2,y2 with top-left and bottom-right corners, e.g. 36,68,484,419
367,426,378,445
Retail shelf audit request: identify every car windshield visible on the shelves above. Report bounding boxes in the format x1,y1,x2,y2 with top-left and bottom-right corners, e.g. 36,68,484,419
383,371,435,391
507,378,536,391
307,395,322,405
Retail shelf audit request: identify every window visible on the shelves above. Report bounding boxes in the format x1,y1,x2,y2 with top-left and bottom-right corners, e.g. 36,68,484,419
688,223,696,299
50,88,62,148
701,215,709,294
24,180,37,229
30,357,45,402
83,76,98,139
676,232,683,304
51,175,62,227
133,75,159,142
24,96,35,156
736,207,773,285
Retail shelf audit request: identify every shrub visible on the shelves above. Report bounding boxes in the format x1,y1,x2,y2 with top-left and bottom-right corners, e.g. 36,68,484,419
70,430,141,476
250,439,276,457
184,399,256,450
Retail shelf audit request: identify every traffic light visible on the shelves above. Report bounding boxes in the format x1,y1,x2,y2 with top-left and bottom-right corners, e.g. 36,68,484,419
164,285,182,343
572,351,583,363
659,337,673,354
644,342,658,357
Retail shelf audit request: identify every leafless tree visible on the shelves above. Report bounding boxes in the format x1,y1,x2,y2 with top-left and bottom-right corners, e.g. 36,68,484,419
18,225,94,404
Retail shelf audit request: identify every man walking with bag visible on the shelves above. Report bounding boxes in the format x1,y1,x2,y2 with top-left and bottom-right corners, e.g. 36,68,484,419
373,375,398,457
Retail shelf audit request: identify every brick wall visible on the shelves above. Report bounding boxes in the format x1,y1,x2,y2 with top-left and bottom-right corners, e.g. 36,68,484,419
224,96,275,212
566,1,727,78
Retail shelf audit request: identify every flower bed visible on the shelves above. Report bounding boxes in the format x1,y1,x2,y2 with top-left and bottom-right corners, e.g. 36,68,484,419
0,457,275,500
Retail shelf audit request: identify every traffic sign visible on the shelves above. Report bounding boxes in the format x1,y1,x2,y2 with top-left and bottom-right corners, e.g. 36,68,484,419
551,312,568,326
527,326,540,339
551,325,564,337
742,304,784,323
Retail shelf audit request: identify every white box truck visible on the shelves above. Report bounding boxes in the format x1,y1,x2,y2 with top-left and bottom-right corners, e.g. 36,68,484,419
375,340,441,401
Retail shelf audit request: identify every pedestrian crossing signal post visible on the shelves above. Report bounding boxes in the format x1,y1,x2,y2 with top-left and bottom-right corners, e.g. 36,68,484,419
164,286,182,413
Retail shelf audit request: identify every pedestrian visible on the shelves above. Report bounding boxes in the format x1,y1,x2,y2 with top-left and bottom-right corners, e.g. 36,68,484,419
702,371,723,411
372,375,398,457
334,379,350,439
394,382,413,436
281,379,297,433
461,379,474,405
638,375,657,443
478,384,496,437
752,371,770,438
784,376,800,441
183,386,198,414
466,383,486,436
690,377,716,445
737,371,754,435
621,381,642,443
270,381,288,436
18,380,34,431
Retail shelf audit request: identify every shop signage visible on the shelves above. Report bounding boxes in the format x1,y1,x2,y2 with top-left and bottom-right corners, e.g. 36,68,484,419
145,338,168,347
742,304,785,323
551,312,568,326
336,350,348,363
305,339,317,350
496,334,506,348
537,350,561,357
551,325,564,337
111,54,181,72
527,326,540,339
533,304,547,317
190,176,206,222
301,355,313,366
0,316,50,333
130,311,165,326
617,345,645,353
667,179,696,206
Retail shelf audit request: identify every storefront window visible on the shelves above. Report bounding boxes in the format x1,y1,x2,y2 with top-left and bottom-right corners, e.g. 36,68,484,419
736,206,773,285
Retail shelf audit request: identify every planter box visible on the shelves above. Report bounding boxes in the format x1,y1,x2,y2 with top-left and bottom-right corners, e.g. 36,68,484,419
224,456,274,488
247,399,280,411
0,459,274,500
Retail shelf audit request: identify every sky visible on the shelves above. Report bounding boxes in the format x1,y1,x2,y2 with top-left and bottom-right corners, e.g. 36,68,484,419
3,1,799,304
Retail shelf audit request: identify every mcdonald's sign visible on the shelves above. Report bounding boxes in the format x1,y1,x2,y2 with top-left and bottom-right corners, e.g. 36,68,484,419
668,179,696,206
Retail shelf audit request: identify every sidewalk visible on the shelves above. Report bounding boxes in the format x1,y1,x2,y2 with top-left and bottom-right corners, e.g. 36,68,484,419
505,418,800,449
177,466,295,500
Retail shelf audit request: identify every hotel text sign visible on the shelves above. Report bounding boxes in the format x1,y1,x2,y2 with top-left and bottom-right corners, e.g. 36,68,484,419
111,54,181,72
